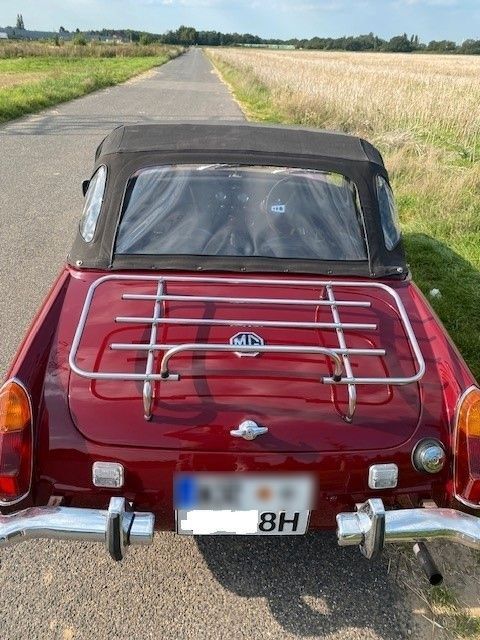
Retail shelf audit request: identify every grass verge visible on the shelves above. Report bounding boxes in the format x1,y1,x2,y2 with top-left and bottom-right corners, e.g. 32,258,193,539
388,544,480,639
0,45,181,123
208,51,480,382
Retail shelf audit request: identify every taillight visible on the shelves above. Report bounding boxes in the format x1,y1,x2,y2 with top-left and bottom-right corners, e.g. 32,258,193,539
454,386,480,507
0,379,32,503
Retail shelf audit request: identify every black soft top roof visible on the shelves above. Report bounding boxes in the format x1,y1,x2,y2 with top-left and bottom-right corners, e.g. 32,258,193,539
95,122,386,168
69,122,407,278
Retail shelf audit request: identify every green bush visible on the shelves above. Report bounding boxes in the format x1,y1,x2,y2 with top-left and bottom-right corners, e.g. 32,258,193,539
73,34,87,46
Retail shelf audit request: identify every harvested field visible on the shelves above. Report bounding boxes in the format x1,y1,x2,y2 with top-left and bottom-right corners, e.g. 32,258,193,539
208,48,480,382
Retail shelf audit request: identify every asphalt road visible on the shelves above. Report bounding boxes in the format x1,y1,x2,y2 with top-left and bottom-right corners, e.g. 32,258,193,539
0,49,414,640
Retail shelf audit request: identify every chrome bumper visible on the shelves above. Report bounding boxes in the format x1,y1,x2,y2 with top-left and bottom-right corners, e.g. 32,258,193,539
0,497,154,561
337,498,480,559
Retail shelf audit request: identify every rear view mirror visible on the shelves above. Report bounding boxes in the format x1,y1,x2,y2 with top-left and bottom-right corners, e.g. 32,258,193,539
82,179,90,197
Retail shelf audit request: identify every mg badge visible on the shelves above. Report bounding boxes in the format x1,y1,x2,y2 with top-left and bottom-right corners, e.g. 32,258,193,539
230,332,265,357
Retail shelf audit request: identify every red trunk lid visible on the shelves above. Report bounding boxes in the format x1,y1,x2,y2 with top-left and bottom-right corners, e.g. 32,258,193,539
68,275,421,452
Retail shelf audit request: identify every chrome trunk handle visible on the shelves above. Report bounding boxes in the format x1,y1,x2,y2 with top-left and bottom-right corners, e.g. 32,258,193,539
230,420,268,441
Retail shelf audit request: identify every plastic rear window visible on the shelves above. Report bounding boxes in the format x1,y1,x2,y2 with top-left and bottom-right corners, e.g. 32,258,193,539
115,165,368,261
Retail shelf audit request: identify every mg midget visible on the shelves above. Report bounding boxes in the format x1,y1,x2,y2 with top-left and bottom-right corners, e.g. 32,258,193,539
1,123,479,579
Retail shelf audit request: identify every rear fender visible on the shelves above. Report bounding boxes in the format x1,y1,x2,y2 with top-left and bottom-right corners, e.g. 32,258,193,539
409,283,477,424
3,268,71,510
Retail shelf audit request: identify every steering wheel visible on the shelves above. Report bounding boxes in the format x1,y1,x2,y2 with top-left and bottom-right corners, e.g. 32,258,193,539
263,176,305,236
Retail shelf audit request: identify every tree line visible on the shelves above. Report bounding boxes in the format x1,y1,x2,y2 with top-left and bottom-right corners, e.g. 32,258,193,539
106,27,480,55
296,33,480,54
5,20,480,54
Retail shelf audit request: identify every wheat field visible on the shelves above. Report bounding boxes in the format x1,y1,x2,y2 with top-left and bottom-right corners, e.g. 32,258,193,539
207,47,480,374
208,49,480,157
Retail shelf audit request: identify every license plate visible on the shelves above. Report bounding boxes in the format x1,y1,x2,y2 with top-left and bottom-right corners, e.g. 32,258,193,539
174,473,314,535
176,509,310,535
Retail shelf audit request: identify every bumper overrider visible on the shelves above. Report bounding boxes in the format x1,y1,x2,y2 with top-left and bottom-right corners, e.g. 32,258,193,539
0,498,479,561
337,499,480,558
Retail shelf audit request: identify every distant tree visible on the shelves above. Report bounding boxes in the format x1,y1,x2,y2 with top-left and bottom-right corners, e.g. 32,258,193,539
176,25,198,45
59,26,66,33
128,30,140,43
427,39,457,53
384,34,414,53
460,39,480,55
75,27,80,33
140,32,155,45
16,13,25,29
73,32,87,45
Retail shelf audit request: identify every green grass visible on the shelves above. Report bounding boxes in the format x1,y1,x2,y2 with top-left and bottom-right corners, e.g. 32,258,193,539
209,55,480,382
427,586,480,638
0,49,180,123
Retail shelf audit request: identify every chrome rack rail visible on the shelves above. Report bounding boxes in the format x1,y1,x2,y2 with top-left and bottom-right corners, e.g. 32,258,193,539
69,275,425,423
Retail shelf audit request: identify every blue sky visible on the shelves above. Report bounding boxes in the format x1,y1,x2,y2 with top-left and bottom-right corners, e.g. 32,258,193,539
0,0,478,42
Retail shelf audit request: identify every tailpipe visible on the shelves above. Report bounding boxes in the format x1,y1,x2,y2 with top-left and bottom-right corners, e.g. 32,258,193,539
413,542,443,586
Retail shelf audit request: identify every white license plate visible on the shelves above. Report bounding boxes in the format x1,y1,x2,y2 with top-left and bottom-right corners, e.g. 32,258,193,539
176,509,310,535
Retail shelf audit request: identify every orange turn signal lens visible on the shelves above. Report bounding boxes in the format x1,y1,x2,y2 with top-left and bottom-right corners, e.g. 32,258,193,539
458,388,480,438
455,387,480,507
0,379,32,502
0,380,31,433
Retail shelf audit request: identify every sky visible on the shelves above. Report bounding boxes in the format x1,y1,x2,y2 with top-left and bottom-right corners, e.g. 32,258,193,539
0,0,479,42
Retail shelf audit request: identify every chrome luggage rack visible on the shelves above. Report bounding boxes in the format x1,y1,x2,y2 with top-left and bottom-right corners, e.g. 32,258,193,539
69,275,425,423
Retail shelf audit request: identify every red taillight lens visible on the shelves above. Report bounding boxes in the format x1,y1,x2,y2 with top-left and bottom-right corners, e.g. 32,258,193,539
454,387,480,507
0,380,32,503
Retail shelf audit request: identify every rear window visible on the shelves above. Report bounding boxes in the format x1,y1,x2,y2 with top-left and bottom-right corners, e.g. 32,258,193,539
115,165,367,261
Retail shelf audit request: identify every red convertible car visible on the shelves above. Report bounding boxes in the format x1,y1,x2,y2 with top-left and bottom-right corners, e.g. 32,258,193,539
1,123,479,575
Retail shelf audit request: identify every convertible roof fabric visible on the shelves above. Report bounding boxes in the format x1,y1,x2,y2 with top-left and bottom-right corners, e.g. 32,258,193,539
95,122,385,168
69,122,407,278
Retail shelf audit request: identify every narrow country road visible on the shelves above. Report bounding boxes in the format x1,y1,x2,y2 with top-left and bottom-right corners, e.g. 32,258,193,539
0,49,413,640
0,48,243,375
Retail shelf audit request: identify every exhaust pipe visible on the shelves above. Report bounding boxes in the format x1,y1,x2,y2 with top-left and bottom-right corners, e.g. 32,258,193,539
413,542,443,586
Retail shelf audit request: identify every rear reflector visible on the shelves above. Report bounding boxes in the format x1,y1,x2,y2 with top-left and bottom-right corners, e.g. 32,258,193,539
454,387,480,508
0,380,32,503
368,464,398,489
92,462,124,488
